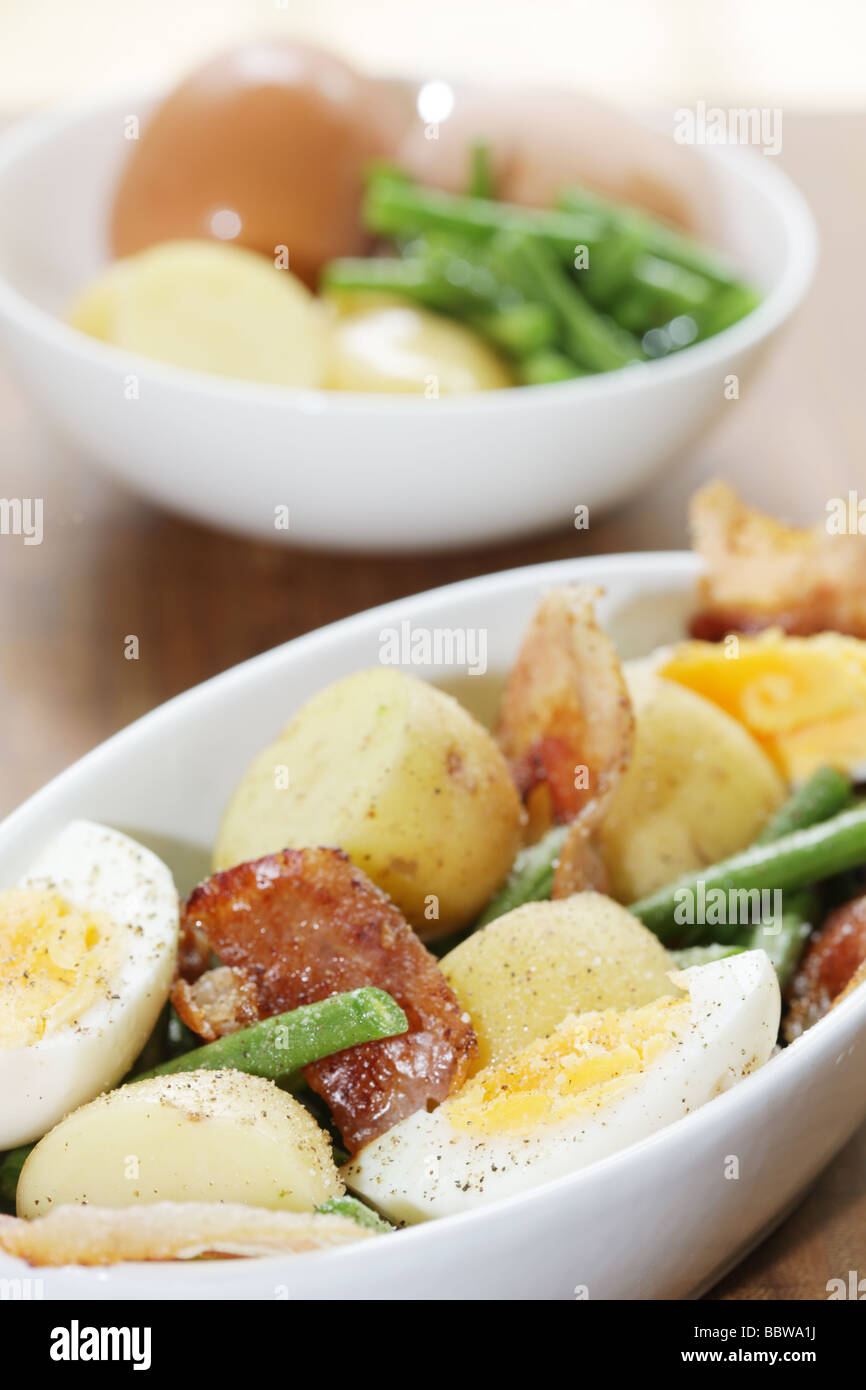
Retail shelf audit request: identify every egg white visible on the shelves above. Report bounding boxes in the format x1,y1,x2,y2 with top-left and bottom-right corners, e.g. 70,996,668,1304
344,951,781,1223
0,820,179,1147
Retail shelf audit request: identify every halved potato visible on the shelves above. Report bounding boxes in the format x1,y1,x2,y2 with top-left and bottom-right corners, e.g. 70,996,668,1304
325,297,514,393
67,240,329,387
16,1070,341,1217
214,667,523,936
440,892,675,1070
598,665,786,902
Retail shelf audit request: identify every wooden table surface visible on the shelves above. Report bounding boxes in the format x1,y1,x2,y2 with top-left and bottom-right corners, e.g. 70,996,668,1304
1,112,864,1299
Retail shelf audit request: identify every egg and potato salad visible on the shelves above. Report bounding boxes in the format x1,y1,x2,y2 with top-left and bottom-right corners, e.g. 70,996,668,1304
2,532,866,1266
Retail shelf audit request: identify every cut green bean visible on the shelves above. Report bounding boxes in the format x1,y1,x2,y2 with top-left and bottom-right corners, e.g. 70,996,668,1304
739,889,817,990
486,232,643,371
694,282,762,340
365,175,608,257
136,988,408,1083
317,1195,394,1233
669,943,746,969
614,253,715,333
0,1145,31,1206
519,350,589,385
476,824,569,927
558,185,747,291
321,255,454,308
629,805,866,942
756,767,853,845
473,302,559,358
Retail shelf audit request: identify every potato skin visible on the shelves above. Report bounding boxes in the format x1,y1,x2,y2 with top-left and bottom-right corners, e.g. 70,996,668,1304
441,893,675,1070
17,1071,341,1217
215,668,523,937
599,666,786,903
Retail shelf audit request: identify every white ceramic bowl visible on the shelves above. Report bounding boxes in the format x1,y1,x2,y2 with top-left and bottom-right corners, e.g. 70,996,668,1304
1,551,864,1300
0,94,816,552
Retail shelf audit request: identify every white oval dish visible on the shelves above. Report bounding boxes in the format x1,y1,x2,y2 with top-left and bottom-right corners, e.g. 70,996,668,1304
0,551,864,1300
0,94,816,552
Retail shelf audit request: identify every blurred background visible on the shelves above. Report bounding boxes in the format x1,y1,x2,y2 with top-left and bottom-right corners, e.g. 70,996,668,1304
2,0,866,111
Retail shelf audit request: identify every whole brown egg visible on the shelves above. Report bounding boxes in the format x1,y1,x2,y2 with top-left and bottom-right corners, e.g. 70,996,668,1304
111,42,402,286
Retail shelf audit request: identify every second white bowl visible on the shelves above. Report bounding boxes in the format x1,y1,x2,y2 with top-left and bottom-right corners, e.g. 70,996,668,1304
0,93,816,551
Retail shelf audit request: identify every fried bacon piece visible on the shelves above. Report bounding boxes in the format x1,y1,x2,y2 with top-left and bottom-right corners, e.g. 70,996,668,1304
0,1202,372,1267
551,819,612,898
689,480,866,640
171,966,260,1042
784,893,866,1041
497,585,634,825
175,918,212,984
496,585,634,897
833,954,866,1010
181,848,477,1152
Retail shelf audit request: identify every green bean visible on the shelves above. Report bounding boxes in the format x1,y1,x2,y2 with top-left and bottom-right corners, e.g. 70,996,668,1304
0,1145,31,1207
613,254,715,333
316,1195,394,1234
578,224,645,306
739,890,817,990
629,804,866,942
557,185,746,290
364,175,608,258
694,282,762,340
669,943,746,969
136,988,408,1082
520,350,590,385
486,232,643,371
321,256,456,309
473,302,559,358
727,771,853,983
756,767,853,844
476,824,570,928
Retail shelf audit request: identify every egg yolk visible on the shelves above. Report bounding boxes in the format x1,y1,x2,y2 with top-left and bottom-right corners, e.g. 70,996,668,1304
448,994,690,1135
0,889,117,1048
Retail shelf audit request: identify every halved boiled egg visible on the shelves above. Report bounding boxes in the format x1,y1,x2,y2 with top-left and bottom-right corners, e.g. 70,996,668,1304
0,821,179,1147
345,951,780,1222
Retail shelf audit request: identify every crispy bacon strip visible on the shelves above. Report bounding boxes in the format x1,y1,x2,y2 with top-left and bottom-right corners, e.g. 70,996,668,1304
0,1203,372,1267
689,480,866,639
784,893,866,1041
175,919,212,984
182,848,477,1152
496,585,634,897
171,966,260,1042
497,585,634,824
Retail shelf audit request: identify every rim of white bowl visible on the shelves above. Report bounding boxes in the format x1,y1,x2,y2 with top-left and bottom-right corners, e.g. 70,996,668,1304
0,91,818,417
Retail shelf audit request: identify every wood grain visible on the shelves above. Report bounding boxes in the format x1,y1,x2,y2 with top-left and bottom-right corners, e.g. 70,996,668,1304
0,113,864,1298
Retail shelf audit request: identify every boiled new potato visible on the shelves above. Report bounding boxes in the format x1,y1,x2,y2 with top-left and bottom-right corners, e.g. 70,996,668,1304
215,667,523,936
325,296,514,393
66,257,138,341
16,1070,341,1217
441,893,675,1070
68,240,329,387
598,665,786,902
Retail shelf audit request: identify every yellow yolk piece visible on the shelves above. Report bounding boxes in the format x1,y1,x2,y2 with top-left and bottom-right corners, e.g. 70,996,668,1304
449,994,689,1136
659,632,866,780
0,889,117,1048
